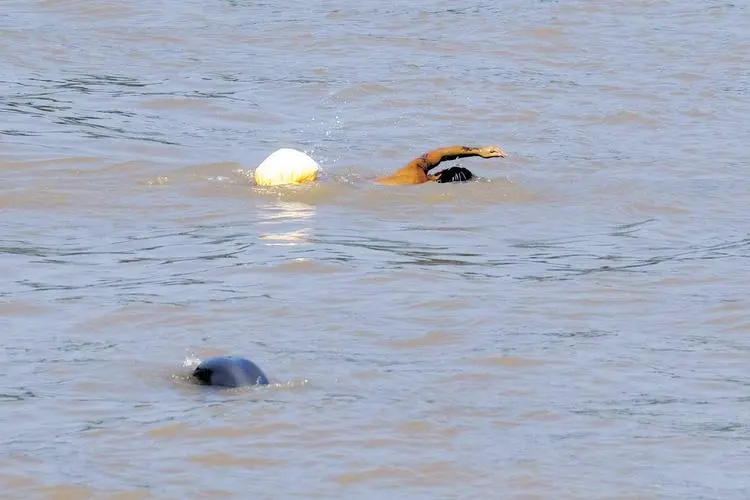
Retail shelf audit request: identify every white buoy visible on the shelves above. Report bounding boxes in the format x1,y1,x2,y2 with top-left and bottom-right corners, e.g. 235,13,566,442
253,148,320,187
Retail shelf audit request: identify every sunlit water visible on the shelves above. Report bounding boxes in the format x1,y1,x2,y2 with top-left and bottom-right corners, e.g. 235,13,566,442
2,1,750,498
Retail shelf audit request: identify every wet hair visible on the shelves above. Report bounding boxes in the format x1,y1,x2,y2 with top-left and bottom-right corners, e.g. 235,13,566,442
435,166,474,183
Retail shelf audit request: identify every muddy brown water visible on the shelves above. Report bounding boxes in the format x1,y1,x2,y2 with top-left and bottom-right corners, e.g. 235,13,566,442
2,1,749,498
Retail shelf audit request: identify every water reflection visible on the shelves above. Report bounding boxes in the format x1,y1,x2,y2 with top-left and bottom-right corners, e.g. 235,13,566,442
257,200,316,247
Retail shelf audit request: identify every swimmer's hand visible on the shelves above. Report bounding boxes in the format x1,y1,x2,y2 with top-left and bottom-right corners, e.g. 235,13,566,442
478,146,506,158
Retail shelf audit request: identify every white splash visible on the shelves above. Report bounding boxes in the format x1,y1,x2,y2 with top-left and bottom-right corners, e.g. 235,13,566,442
182,355,201,369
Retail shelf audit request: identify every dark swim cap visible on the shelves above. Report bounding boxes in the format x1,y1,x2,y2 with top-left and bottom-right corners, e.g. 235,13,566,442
192,356,269,387
435,166,474,183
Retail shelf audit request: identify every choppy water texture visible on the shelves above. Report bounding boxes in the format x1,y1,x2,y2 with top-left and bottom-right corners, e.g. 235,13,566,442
2,1,750,498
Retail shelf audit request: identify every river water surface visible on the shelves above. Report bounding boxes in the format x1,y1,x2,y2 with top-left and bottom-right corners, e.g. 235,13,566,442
2,1,750,499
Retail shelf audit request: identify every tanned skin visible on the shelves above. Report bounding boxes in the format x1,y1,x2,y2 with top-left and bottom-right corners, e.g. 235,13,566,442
374,145,506,185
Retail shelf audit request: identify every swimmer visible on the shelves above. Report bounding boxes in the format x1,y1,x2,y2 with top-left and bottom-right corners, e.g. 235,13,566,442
374,145,506,186
253,145,506,187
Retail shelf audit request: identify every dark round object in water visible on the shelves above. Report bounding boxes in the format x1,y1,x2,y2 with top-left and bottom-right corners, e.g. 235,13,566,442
435,166,474,183
192,356,269,388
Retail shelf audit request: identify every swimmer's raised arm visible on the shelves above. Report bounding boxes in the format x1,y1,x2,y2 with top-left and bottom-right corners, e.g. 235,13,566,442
418,145,506,173
375,145,506,185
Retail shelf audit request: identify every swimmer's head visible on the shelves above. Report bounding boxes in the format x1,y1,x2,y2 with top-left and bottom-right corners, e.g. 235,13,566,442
435,166,473,183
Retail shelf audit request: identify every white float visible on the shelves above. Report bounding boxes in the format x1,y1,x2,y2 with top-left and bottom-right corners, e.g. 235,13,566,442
253,148,320,187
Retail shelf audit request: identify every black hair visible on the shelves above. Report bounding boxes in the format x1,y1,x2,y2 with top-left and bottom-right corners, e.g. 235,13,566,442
435,166,474,183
